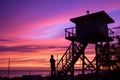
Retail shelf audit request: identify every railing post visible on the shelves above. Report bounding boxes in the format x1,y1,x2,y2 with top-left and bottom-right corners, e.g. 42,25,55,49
62,59,63,68
65,29,67,38
108,28,114,38
65,27,76,39
72,27,73,35
66,53,67,64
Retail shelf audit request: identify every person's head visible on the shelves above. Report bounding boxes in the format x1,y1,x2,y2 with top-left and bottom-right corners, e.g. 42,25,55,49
51,55,54,58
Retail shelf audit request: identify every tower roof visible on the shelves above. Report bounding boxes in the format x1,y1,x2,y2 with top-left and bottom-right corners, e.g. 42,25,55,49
70,11,114,24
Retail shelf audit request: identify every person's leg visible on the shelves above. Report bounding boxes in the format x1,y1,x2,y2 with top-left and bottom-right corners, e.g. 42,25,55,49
51,69,53,76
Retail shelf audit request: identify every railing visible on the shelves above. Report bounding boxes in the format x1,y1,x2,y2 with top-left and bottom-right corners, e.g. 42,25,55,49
65,27,114,39
57,41,86,74
57,43,73,71
108,28,114,38
65,27,76,38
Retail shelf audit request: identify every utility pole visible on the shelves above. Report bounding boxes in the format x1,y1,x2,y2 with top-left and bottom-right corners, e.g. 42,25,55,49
8,58,10,78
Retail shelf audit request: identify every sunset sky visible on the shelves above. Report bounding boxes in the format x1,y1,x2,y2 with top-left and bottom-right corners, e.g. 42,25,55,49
0,0,120,70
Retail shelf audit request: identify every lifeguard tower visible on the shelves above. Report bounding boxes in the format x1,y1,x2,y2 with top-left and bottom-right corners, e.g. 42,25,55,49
57,11,114,80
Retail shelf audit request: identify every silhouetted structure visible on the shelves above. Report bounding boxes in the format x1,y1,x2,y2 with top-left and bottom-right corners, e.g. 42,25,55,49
57,11,115,80
50,55,56,77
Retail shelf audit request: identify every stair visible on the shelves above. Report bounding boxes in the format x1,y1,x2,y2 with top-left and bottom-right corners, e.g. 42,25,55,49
57,42,88,76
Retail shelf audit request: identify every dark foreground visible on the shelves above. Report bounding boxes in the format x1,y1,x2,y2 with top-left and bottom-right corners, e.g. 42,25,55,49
0,69,120,80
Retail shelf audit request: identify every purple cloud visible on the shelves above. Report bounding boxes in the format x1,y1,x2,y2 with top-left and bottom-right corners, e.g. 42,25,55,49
0,39,10,42
0,45,67,53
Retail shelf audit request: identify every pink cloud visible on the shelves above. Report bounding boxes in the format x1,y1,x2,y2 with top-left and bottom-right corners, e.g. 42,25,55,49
0,0,120,69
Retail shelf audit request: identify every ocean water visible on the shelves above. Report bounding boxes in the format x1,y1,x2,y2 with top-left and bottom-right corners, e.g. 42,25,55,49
0,69,89,78
0,70,50,78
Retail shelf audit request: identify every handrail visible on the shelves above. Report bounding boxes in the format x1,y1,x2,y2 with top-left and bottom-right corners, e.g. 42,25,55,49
65,27,76,38
108,28,114,38
57,43,72,65
57,43,72,70
65,27,114,39
57,42,81,72
57,42,88,75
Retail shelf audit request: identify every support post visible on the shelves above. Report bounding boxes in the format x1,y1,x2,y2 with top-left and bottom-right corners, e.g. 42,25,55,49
107,42,111,80
107,42,111,71
8,58,10,78
71,40,75,79
95,42,99,79
82,48,85,80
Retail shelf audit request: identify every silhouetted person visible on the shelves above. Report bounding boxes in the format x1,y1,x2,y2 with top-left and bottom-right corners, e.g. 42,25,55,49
50,55,56,77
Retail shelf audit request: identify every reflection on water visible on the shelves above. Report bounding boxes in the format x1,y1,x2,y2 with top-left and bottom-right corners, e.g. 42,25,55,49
0,70,50,78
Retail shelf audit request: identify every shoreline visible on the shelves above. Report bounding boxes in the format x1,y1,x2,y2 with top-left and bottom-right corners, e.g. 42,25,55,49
1,69,120,80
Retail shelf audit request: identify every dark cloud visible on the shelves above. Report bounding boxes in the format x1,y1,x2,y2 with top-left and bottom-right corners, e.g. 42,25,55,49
0,58,8,61
111,26,120,29
0,58,9,64
12,58,48,63
0,58,48,64
0,45,67,53
0,45,38,53
0,39,10,42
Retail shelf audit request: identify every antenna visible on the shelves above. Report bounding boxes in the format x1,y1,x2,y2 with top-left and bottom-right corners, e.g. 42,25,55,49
86,10,89,15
